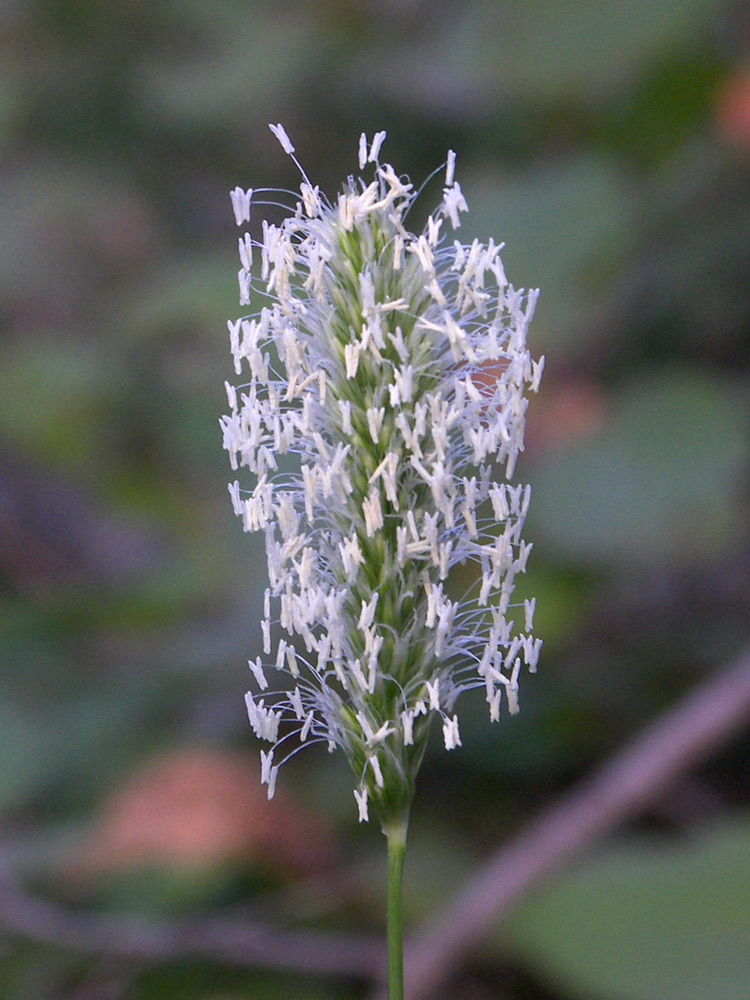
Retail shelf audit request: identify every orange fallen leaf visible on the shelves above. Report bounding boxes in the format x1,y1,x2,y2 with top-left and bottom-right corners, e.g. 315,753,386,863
526,379,606,452
715,69,750,149
70,748,335,880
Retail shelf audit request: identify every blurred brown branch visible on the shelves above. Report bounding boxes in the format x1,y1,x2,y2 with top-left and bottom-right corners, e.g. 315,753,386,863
0,857,383,981
388,645,750,1000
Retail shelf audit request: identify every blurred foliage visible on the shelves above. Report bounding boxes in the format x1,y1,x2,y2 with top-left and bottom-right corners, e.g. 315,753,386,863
530,368,749,565
0,0,749,998
498,815,750,1000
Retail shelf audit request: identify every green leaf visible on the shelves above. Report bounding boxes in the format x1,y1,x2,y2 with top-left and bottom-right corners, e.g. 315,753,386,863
0,340,111,468
460,154,633,356
496,816,750,1000
131,7,327,128
528,369,749,565
351,0,719,111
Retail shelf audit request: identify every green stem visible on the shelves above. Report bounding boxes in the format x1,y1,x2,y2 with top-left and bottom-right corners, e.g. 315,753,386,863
384,814,409,1000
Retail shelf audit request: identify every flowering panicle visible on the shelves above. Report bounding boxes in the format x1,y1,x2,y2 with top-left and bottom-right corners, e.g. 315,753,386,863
221,125,543,826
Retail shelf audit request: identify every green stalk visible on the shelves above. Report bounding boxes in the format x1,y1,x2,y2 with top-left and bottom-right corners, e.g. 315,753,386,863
384,814,409,1000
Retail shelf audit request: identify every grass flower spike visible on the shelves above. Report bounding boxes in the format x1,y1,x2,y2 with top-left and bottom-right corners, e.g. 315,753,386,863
223,124,542,998
222,126,543,833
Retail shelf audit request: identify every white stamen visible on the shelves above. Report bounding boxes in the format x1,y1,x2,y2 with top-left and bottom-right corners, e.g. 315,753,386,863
354,787,369,822
369,131,387,163
249,657,268,690
442,714,461,750
445,150,456,187
230,187,252,226
269,122,295,154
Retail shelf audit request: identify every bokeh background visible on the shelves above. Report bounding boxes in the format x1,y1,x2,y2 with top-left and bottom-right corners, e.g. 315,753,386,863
1,1,749,998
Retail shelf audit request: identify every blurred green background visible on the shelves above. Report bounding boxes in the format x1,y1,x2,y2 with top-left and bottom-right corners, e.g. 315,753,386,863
1,1,749,998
